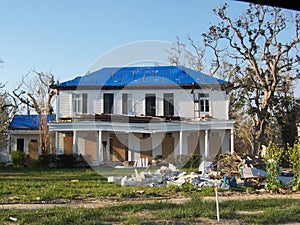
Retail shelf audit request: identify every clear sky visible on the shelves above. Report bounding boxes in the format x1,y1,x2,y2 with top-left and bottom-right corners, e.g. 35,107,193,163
0,0,298,95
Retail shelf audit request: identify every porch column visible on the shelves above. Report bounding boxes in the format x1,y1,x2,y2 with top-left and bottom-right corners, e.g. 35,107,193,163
73,130,77,154
98,130,103,163
230,129,234,154
55,132,59,155
204,130,209,158
179,131,183,155
106,132,110,161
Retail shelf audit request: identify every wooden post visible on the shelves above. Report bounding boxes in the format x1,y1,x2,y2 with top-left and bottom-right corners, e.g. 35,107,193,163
214,184,220,221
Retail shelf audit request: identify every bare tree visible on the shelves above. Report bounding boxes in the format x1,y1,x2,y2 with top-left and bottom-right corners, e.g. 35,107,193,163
12,70,56,155
168,36,206,72
202,3,300,154
0,83,18,150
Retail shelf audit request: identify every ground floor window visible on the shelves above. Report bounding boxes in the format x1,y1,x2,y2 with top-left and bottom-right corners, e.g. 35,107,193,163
17,138,24,152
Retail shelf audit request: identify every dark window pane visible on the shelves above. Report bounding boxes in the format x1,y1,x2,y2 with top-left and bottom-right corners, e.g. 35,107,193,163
163,93,174,116
122,93,128,114
205,100,209,112
145,94,156,116
82,94,88,113
104,93,114,114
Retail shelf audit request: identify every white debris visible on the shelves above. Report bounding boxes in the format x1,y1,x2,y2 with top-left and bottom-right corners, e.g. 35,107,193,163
199,161,213,176
107,176,122,183
168,163,178,172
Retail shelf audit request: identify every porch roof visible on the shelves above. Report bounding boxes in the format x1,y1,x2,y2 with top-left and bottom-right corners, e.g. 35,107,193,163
48,119,235,133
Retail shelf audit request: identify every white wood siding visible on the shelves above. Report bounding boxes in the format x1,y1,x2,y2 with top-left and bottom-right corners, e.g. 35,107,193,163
210,90,229,120
10,134,40,154
58,88,229,119
57,133,64,154
151,133,164,158
58,91,72,118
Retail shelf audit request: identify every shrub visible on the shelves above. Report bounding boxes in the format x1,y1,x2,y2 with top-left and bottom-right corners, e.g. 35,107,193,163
56,154,77,168
264,141,284,192
38,154,56,167
11,150,25,167
287,141,300,191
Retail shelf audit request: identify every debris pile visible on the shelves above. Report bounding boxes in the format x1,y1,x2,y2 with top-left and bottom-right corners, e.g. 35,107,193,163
107,153,293,189
108,163,232,190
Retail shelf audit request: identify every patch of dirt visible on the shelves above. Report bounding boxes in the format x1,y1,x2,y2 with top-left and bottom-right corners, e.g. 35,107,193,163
1,192,300,210
235,210,264,215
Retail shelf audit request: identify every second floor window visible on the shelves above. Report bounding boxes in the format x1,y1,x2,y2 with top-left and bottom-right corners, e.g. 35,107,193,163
104,93,114,114
199,93,209,113
163,93,174,116
72,93,88,114
145,94,156,116
122,93,132,115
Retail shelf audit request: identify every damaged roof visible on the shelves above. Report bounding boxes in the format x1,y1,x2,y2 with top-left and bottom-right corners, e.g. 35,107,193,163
54,66,226,88
9,114,55,130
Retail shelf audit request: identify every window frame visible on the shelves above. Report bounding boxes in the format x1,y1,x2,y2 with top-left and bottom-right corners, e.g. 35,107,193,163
199,93,210,113
163,93,174,117
72,93,88,115
122,93,132,115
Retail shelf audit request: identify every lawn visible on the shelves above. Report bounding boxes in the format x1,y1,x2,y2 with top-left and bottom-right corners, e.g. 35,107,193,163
0,167,300,224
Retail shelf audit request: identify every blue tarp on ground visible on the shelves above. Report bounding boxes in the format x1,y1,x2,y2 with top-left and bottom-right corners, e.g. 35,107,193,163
9,114,55,130
57,66,226,87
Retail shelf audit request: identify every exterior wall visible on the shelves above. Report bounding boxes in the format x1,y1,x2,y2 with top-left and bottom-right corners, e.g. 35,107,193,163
199,130,205,156
221,130,230,154
210,91,229,120
9,133,40,155
151,133,164,159
57,132,65,154
57,88,229,120
58,91,72,118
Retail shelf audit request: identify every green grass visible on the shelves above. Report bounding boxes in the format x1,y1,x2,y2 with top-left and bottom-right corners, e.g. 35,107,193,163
0,198,299,224
1,167,300,224
0,167,212,203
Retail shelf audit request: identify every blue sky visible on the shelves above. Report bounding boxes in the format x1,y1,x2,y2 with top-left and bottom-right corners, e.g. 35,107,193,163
0,0,298,95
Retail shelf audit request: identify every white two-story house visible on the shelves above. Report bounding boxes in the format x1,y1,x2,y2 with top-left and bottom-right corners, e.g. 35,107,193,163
49,66,235,165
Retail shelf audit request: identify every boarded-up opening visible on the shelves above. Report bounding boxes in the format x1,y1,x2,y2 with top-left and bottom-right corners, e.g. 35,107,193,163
140,137,152,161
63,136,73,155
28,140,38,160
187,136,200,156
162,137,174,159
85,135,97,161
110,136,127,161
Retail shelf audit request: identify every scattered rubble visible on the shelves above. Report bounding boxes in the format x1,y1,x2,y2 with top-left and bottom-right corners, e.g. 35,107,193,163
108,163,231,190
107,153,294,190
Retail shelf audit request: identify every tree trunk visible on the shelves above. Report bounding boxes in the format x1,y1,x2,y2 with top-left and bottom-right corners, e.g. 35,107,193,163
253,119,266,155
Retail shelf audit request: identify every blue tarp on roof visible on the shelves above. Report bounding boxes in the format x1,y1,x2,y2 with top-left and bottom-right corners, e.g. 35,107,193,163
57,66,226,87
9,114,55,130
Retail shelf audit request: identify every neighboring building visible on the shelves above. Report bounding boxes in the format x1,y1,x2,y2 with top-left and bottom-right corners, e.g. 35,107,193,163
49,66,235,166
8,114,55,160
